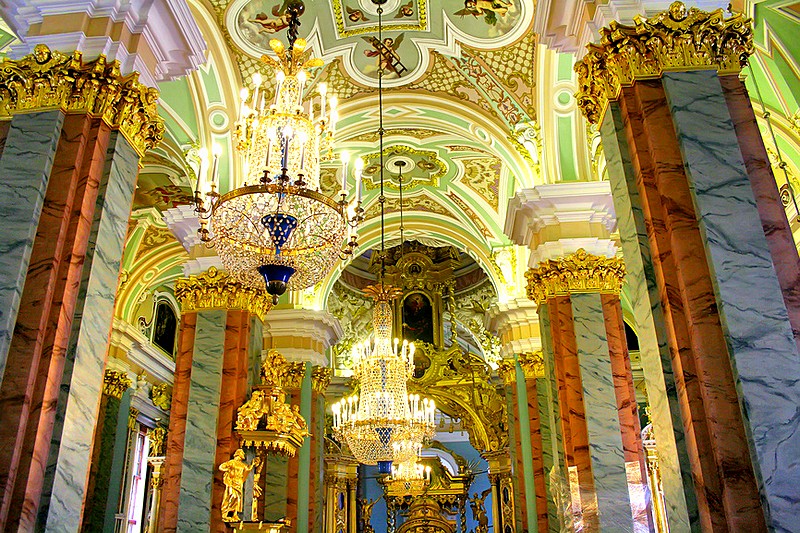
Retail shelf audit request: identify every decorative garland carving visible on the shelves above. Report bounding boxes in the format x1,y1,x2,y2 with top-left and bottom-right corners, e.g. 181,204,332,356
174,267,271,318
525,249,625,303
103,369,131,399
574,2,754,124
0,44,164,156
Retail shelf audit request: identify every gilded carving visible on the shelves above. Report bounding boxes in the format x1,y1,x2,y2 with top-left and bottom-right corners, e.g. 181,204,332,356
280,361,306,390
220,449,261,523
236,350,309,456
0,44,164,156
574,2,754,124
147,425,167,457
312,366,332,394
525,249,625,303
518,351,545,379
496,359,516,385
103,369,131,399
174,266,271,318
150,383,172,411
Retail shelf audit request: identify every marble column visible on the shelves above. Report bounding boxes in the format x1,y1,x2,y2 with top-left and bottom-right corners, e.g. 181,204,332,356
576,5,800,531
527,250,650,532
157,267,269,532
497,360,528,533
82,370,133,532
262,307,341,533
517,353,549,533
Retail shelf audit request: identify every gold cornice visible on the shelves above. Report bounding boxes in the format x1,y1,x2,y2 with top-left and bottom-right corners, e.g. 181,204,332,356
574,2,754,124
525,249,625,304
312,367,332,394
103,369,131,399
496,359,516,385
174,267,272,318
518,351,545,380
0,44,164,157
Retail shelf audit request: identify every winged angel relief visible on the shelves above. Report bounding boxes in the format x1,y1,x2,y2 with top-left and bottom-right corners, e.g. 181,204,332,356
455,0,514,25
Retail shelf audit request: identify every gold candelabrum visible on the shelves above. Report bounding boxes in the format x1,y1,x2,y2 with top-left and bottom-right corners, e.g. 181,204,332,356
192,2,363,304
220,350,308,526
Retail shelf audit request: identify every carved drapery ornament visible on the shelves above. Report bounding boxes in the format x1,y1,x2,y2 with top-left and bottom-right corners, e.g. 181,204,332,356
235,350,309,455
174,266,272,318
574,1,754,124
103,369,131,399
525,249,625,304
0,44,164,156
518,351,545,379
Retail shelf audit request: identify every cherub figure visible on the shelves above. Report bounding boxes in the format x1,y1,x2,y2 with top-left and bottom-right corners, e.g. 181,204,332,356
455,0,514,25
395,1,413,18
362,34,406,77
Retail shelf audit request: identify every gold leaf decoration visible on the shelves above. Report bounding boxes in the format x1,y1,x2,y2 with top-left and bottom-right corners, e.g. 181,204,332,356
574,2,754,124
0,44,164,156
525,249,625,303
174,267,272,318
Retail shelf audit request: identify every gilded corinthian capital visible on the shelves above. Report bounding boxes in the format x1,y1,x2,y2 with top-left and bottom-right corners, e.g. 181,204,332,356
574,2,754,124
174,267,272,318
525,249,625,304
103,369,132,399
0,44,164,156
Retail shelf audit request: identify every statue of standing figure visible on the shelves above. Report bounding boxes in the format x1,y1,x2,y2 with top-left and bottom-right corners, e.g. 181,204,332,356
469,489,490,533
219,449,261,522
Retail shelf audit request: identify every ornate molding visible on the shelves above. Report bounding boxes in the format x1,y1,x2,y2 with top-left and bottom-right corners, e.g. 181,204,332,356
496,359,517,385
518,351,545,379
312,367,332,394
574,2,754,124
0,44,164,156
525,249,625,303
174,267,271,318
103,369,131,399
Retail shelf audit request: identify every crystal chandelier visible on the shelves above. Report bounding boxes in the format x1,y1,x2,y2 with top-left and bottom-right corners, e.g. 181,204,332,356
331,2,436,472
193,2,362,304
388,458,432,495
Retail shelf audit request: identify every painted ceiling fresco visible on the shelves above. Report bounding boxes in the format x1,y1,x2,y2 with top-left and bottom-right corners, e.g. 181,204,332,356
225,0,533,86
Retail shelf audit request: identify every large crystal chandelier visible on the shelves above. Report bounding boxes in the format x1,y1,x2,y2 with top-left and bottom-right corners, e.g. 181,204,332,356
331,1,435,472
193,2,362,304
332,285,436,471
388,458,432,495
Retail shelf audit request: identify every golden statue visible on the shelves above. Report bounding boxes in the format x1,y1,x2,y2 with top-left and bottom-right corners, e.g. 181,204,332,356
469,490,490,533
219,449,261,522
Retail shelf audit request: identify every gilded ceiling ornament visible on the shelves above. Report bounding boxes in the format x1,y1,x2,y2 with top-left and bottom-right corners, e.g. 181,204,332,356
174,266,272,318
103,369,132,399
236,350,309,456
0,44,164,157
574,1,754,124
525,249,626,303
518,351,544,379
